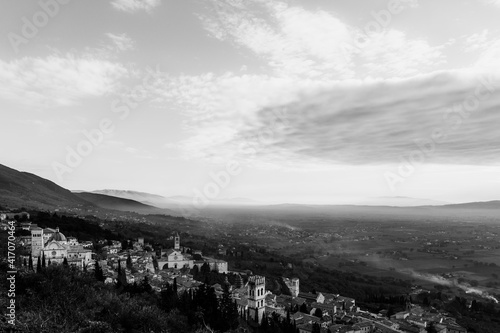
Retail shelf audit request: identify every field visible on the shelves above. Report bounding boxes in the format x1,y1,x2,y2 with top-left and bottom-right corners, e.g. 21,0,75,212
192,205,500,303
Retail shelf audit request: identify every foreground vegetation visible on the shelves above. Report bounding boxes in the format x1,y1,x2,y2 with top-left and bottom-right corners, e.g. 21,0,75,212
0,262,238,333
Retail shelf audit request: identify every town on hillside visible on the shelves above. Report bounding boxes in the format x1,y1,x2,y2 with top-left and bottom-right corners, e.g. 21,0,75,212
2,212,469,333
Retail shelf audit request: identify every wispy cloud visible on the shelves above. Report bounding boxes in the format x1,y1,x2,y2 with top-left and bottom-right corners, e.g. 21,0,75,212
105,33,135,52
230,72,500,166
111,0,161,14
154,70,500,168
0,53,128,108
198,0,444,80
479,0,500,8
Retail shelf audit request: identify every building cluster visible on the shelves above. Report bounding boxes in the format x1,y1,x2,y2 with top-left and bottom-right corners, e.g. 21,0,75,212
227,275,467,333
94,232,228,290
12,218,94,268
156,233,228,273
30,226,93,267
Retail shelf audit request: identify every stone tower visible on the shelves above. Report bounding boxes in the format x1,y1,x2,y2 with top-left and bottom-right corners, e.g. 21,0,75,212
31,226,44,257
290,278,300,297
174,232,180,251
248,275,266,324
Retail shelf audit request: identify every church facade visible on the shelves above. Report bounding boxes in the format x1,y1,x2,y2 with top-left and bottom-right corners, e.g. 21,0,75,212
157,232,228,273
157,233,195,269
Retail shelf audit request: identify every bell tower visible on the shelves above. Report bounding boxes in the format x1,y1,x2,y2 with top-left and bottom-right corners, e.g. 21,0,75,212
248,275,266,324
174,232,180,251
31,227,44,257
290,278,300,297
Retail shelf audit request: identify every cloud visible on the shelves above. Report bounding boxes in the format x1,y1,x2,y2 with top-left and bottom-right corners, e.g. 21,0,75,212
199,0,353,80
155,70,500,167
479,0,500,8
105,33,135,52
198,0,444,80
148,0,498,169
111,0,161,13
461,30,500,71
230,71,500,166
463,30,490,53
0,53,128,108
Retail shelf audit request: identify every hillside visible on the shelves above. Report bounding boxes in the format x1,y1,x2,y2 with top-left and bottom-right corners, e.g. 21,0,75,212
91,189,178,209
92,189,261,209
0,164,90,210
0,164,176,216
74,192,175,215
440,200,500,210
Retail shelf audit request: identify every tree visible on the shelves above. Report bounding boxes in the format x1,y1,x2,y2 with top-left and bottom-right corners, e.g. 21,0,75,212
28,254,33,271
201,262,210,274
140,276,152,293
160,282,178,312
300,303,308,314
126,253,133,270
116,260,127,289
36,256,41,273
48,259,52,266
260,313,269,330
218,283,239,331
42,253,46,268
94,260,105,282
191,264,199,276
173,278,178,294
152,255,159,271
312,322,321,333
313,308,323,318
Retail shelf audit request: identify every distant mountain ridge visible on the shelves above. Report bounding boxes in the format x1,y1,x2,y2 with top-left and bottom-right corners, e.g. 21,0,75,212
74,192,174,215
91,189,261,208
359,196,450,207
91,189,183,209
440,200,500,209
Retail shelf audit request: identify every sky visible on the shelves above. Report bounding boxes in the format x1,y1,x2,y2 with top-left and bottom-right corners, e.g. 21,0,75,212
1,0,500,205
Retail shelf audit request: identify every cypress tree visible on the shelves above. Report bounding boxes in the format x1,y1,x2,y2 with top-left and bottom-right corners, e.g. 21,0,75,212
28,254,33,271
42,253,46,268
126,253,132,270
141,276,152,293
36,256,41,273
63,257,69,267
152,255,159,271
260,313,269,330
95,260,104,281
116,260,127,288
